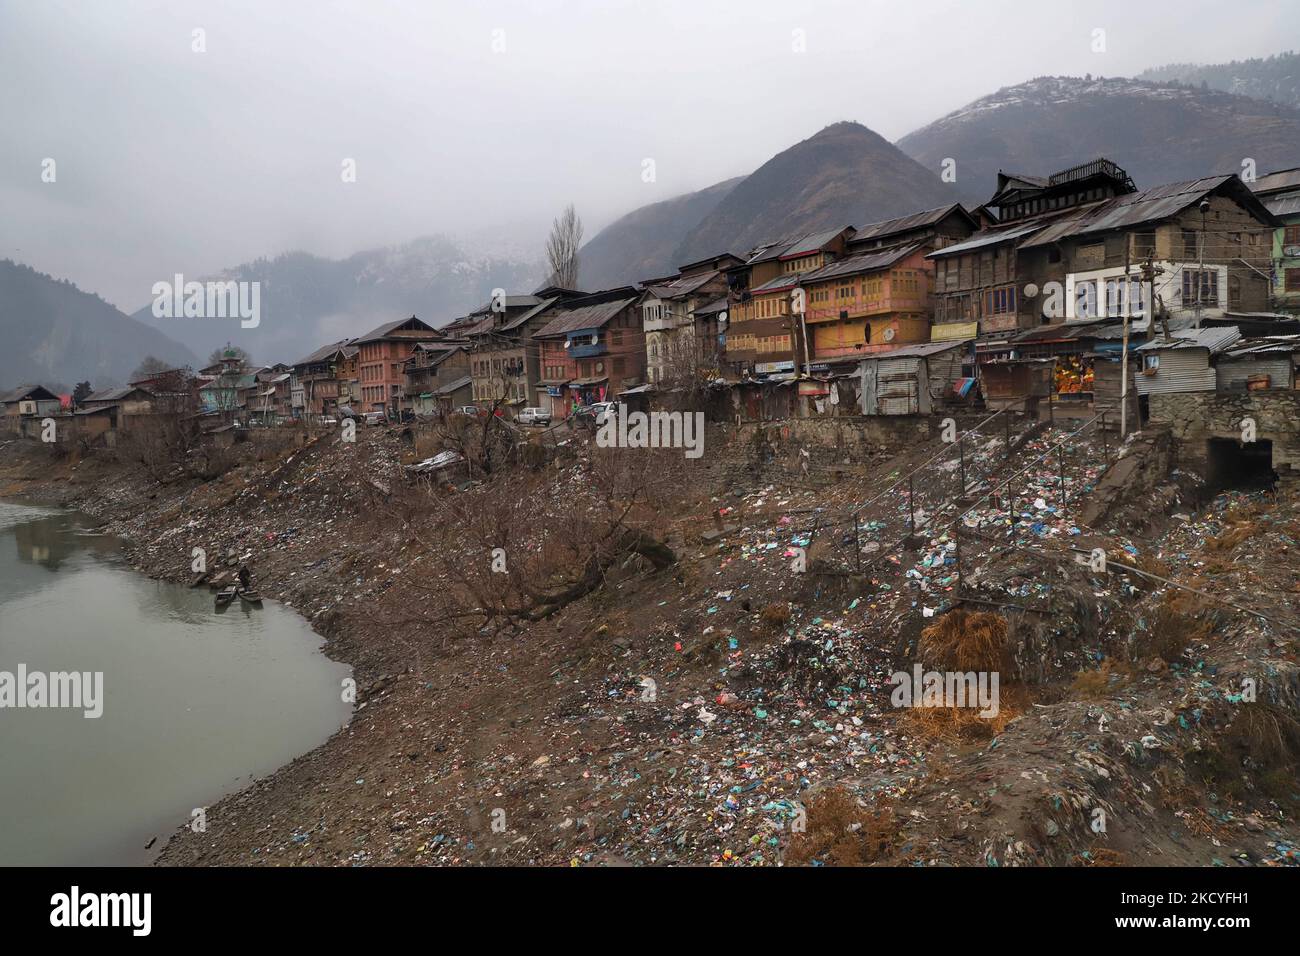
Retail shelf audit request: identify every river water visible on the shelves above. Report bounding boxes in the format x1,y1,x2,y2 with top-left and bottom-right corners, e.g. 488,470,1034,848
0,501,352,865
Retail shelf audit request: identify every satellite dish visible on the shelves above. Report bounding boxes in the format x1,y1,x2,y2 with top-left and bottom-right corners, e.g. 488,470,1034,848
591,333,599,345
883,327,896,342
563,340,570,348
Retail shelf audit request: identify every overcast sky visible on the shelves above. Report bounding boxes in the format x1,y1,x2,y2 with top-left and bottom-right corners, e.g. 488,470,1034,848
2,0,1296,310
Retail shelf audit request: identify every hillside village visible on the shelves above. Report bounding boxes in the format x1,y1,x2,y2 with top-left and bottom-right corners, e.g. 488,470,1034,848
6,155,1300,489
3,154,1300,869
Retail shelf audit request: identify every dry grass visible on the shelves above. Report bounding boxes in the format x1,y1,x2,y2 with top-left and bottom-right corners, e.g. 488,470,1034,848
916,609,1013,675
1071,847,1128,867
785,788,898,866
1191,704,1300,807
1131,591,1213,663
1107,549,1169,592
898,683,1029,741
1070,661,1126,700
759,602,791,630
897,610,1023,741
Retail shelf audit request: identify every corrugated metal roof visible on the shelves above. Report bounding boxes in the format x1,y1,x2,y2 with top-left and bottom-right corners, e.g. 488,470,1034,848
1135,326,1241,353
434,375,472,395
749,273,806,294
498,296,559,332
532,297,637,338
84,386,147,403
800,242,921,283
355,315,437,343
295,339,357,366
693,296,730,316
643,270,720,300
926,223,1043,258
858,340,965,360
744,227,850,265
848,204,971,243
1250,167,1300,195
1265,195,1300,218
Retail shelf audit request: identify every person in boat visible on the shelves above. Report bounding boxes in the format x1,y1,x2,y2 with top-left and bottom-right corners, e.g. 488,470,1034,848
237,563,252,591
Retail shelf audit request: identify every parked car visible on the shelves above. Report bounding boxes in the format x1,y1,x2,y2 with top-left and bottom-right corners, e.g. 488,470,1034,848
518,406,551,426
454,405,481,417
591,401,616,426
363,411,386,426
318,416,339,426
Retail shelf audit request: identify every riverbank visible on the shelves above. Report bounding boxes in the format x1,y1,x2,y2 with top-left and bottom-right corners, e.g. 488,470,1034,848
3,427,1298,867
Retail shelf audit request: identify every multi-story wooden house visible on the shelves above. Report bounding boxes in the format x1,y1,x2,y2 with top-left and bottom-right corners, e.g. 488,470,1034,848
801,243,934,364
462,294,565,412
354,316,440,416
842,203,978,256
403,342,470,415
292,339,357,421
640,253,739,386
723,227,854,376
1249,167,1300,314
531,288,643,417
929,159,1139,335
1045,174,1278,327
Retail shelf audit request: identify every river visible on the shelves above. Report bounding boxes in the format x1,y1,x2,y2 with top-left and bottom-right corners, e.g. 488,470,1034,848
0,501,352,865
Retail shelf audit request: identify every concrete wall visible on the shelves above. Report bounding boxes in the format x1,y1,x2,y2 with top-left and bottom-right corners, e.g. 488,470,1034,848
1148,389,1300,487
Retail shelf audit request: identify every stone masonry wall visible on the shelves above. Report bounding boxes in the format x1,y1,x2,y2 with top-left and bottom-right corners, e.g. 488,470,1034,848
1148,390,1300,487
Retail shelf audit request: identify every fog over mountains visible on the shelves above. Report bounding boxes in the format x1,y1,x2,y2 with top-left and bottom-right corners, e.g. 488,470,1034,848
11,51,1300,383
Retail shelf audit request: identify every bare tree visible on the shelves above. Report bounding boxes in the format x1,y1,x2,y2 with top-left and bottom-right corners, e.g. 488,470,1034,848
131,355,173,382
545,203,583,289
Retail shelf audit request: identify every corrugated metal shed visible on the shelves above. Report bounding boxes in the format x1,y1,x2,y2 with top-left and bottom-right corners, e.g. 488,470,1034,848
1216,355,1294,391
1135,327,1241,354
1134,350,1216,395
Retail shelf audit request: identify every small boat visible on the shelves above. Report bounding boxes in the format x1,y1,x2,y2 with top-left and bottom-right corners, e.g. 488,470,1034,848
238,589,263,606
215,586,238,609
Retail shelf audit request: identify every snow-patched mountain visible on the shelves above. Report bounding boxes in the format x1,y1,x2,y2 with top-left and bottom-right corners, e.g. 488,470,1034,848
1140,52,1300,111
132,236,544,366
897,75,1300,203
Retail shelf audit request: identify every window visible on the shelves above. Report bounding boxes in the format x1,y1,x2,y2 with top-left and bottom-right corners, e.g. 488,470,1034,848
1182,269,1218,306
1182,229,1198,259
1105,278,1145,317
1143,355,1160,372
1075,280,1097,319
1286,269,1300,292
984,285,1017,315
1132,231,1156,258
1285,225,1300,246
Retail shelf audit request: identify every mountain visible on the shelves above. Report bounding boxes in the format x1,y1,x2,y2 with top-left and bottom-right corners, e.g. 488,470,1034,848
580,176,745,288
1140,51,1300,111
131,236,544,367
672,122,953,264
896,75,1300,205
0,259,197,392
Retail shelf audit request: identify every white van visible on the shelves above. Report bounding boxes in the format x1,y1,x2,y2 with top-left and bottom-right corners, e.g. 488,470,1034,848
518,406,551,426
